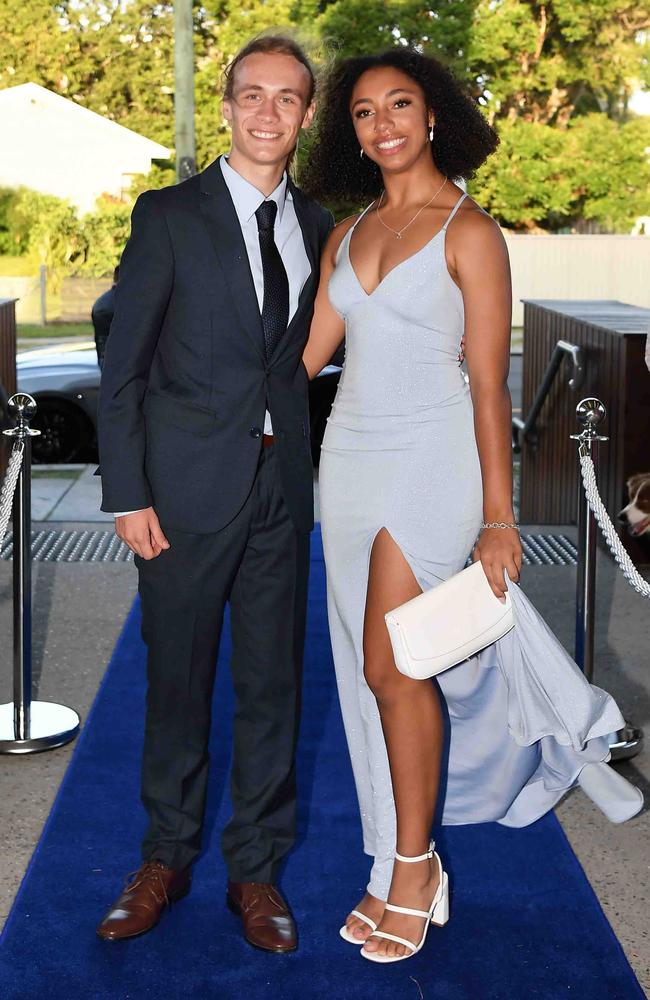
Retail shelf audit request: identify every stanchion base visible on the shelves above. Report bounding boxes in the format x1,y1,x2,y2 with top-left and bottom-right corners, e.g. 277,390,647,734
609,722,644,762
0,701,80,754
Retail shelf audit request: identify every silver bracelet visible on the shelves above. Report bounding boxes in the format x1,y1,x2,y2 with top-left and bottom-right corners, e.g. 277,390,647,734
481,521,520,531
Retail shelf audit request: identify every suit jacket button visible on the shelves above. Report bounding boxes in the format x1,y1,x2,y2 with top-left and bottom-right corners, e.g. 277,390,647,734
250,426,262,438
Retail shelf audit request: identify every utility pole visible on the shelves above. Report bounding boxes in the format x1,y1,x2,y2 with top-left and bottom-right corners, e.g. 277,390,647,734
174,0,196,181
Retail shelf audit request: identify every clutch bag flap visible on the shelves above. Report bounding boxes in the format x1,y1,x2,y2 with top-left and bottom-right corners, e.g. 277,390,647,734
384,561,515,679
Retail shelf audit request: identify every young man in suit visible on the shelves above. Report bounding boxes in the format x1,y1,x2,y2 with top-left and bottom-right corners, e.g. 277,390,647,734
96,34,333,952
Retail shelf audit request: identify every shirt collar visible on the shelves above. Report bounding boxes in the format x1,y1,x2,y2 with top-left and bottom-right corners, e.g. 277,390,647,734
220,155,289,226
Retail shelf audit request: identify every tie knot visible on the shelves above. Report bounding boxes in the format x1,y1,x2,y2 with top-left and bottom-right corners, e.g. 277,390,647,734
255,200,277,232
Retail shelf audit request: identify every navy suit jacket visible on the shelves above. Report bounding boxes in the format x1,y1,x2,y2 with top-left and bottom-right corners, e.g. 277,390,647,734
98,156,333,533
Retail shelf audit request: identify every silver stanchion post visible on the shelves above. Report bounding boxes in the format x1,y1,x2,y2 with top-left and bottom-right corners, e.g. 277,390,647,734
571,398,607,682
0,393,80,754
571,397,643,761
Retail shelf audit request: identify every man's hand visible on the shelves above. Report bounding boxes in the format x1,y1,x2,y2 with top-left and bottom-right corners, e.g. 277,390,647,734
115,507,170,560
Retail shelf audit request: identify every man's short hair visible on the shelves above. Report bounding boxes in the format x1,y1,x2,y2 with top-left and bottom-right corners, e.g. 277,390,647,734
222,33,316,106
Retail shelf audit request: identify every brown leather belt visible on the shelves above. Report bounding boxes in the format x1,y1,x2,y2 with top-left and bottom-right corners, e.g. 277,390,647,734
262,434,274,448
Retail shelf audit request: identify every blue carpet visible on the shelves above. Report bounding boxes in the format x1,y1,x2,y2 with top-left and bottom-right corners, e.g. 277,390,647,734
0,528,644,1000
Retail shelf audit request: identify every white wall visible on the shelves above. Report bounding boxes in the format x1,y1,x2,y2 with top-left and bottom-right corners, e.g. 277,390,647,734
0,278,41,323
0,85,167,214
505,235,650,326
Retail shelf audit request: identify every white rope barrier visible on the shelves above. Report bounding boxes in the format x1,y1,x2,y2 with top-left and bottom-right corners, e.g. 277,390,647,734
579,452,650,599
0,442,24,549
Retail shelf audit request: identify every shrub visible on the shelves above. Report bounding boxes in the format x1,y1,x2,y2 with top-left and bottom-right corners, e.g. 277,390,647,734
79,197,132,276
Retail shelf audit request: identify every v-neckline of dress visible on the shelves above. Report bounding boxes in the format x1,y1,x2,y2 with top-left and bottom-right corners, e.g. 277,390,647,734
346,225,446,299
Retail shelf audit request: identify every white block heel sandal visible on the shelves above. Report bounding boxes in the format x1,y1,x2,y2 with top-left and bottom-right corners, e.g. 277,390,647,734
339,909,378,945
361,841,449,964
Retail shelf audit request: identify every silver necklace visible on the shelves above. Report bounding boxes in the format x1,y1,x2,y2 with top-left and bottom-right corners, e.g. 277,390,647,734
376,177,448,239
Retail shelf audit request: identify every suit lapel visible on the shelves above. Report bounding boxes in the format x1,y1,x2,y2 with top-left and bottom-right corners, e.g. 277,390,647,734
289,177,318,280
199,157,265,361
198,159,320,363
282,177,318,344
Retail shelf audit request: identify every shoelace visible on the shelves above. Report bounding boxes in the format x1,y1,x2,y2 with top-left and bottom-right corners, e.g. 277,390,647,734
123,862,171,906
238,884,286,915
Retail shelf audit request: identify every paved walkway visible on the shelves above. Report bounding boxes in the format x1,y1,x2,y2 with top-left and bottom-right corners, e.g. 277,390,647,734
31,465,112,523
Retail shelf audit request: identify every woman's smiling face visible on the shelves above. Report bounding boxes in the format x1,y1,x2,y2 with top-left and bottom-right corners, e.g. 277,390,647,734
350,66,433,173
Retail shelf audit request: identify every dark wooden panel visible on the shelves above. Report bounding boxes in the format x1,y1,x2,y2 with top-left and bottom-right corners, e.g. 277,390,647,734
519,300,650,564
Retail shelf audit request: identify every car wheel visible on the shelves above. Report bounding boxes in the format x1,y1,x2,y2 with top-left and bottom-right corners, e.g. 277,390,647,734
30,399,94,464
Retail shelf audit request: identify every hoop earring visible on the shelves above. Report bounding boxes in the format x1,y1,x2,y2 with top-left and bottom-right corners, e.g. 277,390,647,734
360,147,364,158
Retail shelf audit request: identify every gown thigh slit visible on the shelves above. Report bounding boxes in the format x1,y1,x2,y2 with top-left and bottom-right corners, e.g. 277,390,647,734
319,193,643,902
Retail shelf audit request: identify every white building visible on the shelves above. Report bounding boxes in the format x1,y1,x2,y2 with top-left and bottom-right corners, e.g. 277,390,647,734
0,83,170,214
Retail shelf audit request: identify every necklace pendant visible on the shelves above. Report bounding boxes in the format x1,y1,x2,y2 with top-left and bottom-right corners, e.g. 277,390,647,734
396,233,403,240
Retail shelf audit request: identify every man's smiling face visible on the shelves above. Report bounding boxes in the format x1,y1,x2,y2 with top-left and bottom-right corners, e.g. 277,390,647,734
223,51,315,170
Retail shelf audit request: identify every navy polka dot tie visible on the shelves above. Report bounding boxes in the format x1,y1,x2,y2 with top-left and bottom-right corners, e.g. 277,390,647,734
255,200,289,361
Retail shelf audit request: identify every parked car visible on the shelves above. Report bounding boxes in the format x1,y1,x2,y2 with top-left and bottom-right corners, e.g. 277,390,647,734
16,342,342,466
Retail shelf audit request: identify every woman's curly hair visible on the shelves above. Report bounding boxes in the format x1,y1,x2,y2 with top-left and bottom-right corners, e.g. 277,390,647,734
301,48,498,204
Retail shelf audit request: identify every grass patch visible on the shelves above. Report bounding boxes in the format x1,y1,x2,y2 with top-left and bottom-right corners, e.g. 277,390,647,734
17,323,93,339
32,469,82,479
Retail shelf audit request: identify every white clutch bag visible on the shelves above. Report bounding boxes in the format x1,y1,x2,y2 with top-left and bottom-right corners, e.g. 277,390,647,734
384,561,515,680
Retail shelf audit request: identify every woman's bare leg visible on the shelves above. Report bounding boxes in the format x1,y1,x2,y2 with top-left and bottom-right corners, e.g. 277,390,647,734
360,528,445,959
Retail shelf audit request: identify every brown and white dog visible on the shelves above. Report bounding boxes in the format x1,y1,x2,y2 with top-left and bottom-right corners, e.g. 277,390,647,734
619,473,650,537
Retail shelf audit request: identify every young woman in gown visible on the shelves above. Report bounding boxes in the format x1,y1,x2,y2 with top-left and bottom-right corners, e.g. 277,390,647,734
301,49,642,964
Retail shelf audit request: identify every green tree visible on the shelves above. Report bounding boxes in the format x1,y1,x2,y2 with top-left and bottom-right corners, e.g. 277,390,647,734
80,197,132,275
467,0,650,125
0,0,76,93
568,113,650,231
317,0,475,75
6,189,85,282
0,0,177,148
472,112,650,231
470,118,576,230
1,0,648,231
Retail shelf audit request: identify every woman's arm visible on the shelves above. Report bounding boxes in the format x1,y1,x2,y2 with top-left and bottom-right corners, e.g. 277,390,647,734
302,218,355,378
451,210,523,598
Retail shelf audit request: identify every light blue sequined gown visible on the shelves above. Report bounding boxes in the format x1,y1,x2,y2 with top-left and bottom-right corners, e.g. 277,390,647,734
319,193,640,901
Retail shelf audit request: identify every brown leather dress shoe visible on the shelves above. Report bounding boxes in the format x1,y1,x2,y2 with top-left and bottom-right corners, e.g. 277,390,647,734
227,881,297,953
96,860,191,941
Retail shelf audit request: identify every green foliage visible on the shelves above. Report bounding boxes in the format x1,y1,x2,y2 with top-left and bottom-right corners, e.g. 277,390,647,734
472,112,650,231
317,0,474,75
0,254,43,276
468,0,650,125
0,0,177,150
0,0,648,232
0,189,136,278
128,162,176,200
471,119,575,230
18,323,93,339
568,114,650,231
0,189,18,255
7,190,86,281
80,198,132,275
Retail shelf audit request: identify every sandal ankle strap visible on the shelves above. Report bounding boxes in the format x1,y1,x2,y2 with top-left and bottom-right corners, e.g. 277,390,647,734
395,839,435,863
